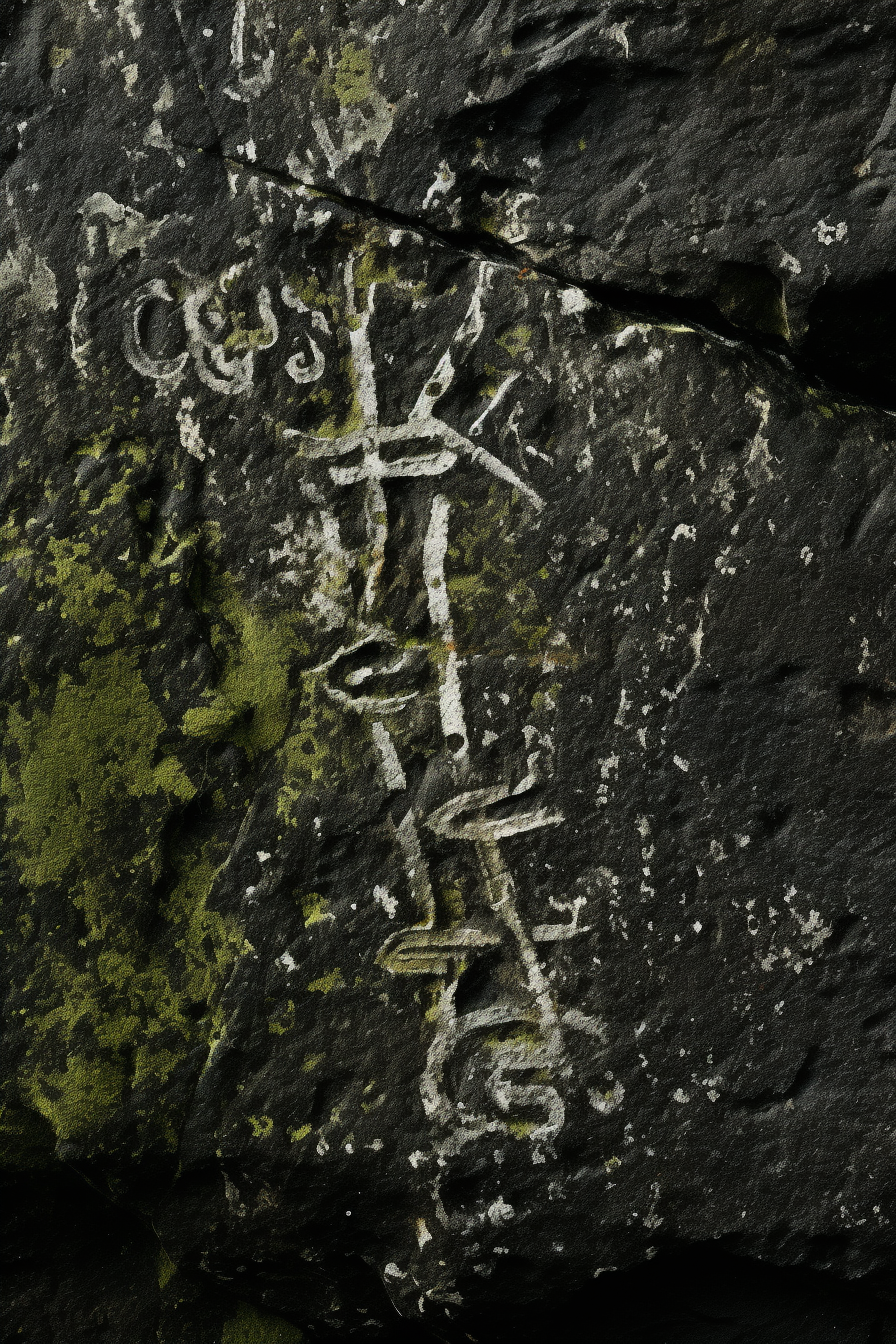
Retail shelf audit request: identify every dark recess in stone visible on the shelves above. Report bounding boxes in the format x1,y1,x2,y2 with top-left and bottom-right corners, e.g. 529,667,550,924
6,1171,896,1344
802,277,896,411
445,1247,896,1344
224,153,895,416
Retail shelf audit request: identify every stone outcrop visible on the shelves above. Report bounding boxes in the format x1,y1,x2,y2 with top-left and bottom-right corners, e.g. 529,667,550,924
4,2,896,1340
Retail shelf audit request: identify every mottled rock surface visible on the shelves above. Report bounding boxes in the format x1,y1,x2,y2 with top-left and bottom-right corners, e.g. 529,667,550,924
5,2,896,1341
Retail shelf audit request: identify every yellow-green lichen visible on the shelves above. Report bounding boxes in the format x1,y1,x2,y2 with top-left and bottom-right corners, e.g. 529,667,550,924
25,1055,126,1142
4,649,193,893
495,324,532,358
221,1301,304,1344
301,892,330,926
1,441,250,1156
223,310,278,354
276,673,370,823
330,43,373,106
187,573,309,757
307,968,343,993
2,643,243,1141
354,241,399,294
507,1118,537,1139
157,1247,177,1291
268,1000,295,1035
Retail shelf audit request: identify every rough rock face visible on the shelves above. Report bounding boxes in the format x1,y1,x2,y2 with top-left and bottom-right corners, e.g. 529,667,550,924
5,2,896,1341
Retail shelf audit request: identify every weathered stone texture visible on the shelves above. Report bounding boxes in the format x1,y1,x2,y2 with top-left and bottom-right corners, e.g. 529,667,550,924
5,2,896,1341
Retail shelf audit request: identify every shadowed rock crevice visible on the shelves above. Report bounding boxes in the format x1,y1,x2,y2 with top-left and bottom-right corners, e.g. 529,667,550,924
7,1171,896,1344
802,275,896,410
202,146,896,415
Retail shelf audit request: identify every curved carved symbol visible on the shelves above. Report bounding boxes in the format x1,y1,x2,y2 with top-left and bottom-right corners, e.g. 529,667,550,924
122,280,188,381
422,994,566,1148
426,784,564,843
123,276,300,395
375,783,571,1145
286,339,325,384
184,282,278,395
314,628,431,712
377,926,500,977
281,281,327,384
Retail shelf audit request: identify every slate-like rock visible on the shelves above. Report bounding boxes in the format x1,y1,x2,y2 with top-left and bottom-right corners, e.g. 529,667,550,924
4,2,896,1341
165,1,896,346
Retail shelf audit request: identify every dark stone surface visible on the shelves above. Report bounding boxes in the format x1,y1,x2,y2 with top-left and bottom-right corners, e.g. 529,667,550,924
169,0,896,344
4,1,896,1340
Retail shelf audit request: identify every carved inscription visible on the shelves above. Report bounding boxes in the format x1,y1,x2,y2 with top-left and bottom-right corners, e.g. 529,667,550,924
102,189,593,1159
290,260,588,1158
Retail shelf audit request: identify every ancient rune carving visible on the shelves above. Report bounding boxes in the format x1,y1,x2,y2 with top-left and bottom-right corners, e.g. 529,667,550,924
288,257,589,1154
